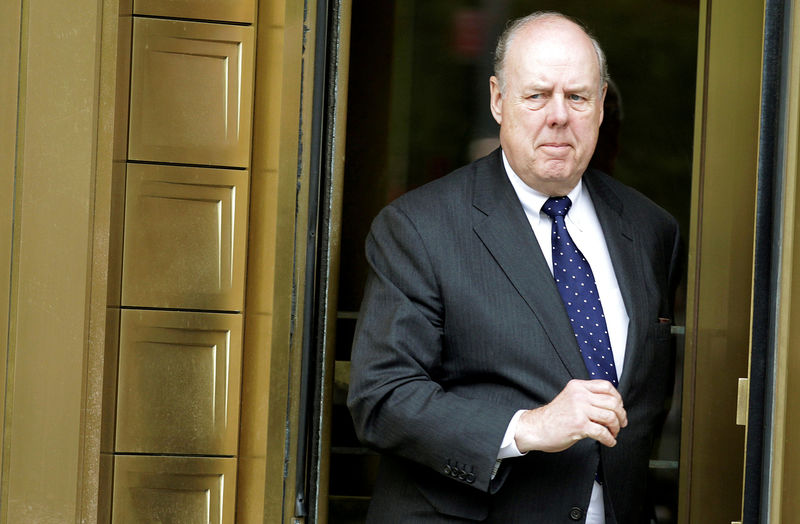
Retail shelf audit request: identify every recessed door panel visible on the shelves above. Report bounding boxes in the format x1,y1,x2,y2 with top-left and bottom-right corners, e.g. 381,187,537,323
112,455,236,524
115,309,242,455
128,18,253,167
121,163,247,311
133,0,255,24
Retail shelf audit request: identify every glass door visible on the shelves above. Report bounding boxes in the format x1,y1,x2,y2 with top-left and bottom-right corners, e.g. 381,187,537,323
327,1,700,522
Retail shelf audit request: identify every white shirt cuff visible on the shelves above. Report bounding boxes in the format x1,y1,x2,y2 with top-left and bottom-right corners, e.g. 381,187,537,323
497,409,527,460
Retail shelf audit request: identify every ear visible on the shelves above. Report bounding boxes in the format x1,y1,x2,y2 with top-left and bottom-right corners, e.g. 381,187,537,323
598,82,608,125
489,76,503,125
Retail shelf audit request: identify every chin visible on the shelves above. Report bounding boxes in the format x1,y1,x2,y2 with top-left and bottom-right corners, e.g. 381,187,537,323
540,170,576,185
542,174,581,194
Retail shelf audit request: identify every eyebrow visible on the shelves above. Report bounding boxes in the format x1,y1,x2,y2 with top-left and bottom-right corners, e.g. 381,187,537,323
521,82,595,94
521,82,553,93
563,82,595,93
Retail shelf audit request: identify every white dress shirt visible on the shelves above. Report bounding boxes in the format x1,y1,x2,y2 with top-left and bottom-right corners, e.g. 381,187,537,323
496,152,629,524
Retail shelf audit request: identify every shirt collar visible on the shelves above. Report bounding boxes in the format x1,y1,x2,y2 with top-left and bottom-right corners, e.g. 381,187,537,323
502,150,587,231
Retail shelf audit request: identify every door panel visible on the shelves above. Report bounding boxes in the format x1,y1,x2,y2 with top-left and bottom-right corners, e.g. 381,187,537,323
103,2,256,521
128,18,254,167
112,455,236,524
679,2,764,522
121,164,248,311
115,309,243,455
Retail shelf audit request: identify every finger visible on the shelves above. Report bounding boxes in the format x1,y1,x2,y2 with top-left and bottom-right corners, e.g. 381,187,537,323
583,421,617,448
588,395,628,428
587,405,622,437
580,380,627,427
582,379,623,400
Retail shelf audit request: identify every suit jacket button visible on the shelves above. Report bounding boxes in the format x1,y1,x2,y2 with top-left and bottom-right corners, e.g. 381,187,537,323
443,464,452,475
466,473,476,484
569,507,584,521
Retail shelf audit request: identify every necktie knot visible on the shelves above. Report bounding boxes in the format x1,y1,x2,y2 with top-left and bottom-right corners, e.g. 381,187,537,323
542,196,572,219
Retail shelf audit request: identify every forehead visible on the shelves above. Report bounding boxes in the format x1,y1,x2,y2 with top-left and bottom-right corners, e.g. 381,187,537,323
506,19,600,85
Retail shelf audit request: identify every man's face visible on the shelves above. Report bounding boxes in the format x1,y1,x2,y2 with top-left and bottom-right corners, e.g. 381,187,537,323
490,18,606,196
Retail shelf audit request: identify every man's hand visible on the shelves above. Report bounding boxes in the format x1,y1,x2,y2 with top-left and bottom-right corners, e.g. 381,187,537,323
514,379,627,453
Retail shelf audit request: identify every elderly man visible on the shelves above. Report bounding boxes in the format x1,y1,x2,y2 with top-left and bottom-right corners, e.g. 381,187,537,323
348,11,680,523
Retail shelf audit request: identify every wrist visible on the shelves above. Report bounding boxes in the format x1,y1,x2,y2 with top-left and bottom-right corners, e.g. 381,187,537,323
514,408,542,453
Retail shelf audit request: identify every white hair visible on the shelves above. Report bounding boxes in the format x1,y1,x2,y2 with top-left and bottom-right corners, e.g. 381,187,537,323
493,12,609,95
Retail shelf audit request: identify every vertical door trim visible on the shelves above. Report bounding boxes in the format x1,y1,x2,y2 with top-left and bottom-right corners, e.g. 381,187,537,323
0,0,23,515
294,0,332,515
295,0,351,521
743,1,792,522
763,3,800,522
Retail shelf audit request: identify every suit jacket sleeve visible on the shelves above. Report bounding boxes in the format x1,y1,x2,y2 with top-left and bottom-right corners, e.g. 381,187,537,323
347,202,518,493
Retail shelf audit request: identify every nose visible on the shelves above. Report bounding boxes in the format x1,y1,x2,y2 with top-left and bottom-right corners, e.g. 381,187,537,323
546,96,569,127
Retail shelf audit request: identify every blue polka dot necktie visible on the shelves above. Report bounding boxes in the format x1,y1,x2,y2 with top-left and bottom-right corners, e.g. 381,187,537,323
542,196,618,387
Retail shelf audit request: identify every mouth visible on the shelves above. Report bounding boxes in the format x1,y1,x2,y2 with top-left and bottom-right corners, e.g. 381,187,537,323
539,143,572,155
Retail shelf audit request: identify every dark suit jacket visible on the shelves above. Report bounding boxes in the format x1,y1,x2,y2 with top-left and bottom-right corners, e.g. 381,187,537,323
347,149,681,523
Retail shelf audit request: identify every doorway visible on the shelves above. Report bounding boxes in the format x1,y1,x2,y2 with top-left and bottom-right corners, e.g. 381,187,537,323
327,1,699,522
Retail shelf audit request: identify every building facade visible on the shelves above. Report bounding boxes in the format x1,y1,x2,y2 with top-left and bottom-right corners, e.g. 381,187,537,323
1,0,799,522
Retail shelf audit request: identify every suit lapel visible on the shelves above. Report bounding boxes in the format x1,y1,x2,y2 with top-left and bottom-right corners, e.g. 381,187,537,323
471,152,588,381
583,172,647,397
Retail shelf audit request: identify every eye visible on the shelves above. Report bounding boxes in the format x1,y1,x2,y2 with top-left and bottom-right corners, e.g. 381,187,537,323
524,93,547,109
568,94,585,102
